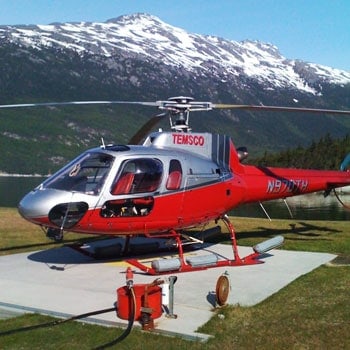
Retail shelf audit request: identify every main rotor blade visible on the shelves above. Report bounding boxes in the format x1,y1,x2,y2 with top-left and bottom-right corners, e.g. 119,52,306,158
0,100,159,109
211,104,350,115
128,114,166,145
2,100,349,115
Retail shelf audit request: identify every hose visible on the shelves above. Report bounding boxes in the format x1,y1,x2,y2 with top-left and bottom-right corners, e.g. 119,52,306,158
93,286,136,350
0,286,136,349
0,306,116,337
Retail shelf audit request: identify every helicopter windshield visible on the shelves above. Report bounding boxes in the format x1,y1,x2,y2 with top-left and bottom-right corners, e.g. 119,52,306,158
44,152,114,195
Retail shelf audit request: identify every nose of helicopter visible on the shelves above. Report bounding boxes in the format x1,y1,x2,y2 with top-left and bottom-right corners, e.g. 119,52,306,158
18,189,52,223
18,188,89,228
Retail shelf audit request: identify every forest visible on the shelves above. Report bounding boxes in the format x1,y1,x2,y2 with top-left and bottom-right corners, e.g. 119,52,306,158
250,133,350,170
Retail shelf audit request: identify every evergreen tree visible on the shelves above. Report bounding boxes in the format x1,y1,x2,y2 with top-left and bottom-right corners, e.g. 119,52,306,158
250,134,350,170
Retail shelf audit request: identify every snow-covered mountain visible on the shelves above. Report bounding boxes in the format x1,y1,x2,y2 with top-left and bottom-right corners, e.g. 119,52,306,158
1,13,349,95
0,13,350,174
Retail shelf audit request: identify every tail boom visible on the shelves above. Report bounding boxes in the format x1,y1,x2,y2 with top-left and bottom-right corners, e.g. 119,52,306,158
239,165,350,204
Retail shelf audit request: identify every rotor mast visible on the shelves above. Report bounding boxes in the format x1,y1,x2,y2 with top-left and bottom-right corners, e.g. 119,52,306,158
159,96,212,132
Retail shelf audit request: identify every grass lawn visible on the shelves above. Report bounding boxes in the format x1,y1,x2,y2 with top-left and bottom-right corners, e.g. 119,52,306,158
0,208,349,349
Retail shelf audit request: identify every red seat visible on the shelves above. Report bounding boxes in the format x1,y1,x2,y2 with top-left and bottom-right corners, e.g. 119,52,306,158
166,171,182,190
111,172,134,195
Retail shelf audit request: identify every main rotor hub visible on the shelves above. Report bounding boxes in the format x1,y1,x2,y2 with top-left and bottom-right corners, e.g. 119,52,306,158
158,96,212,112
158,96,212,132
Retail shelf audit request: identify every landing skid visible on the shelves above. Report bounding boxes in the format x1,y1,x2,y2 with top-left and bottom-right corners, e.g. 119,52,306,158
127,215,283,275
67,215,283,275
126,254,262,275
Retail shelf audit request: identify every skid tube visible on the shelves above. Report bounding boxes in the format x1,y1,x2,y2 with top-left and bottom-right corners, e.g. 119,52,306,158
126,215,264,275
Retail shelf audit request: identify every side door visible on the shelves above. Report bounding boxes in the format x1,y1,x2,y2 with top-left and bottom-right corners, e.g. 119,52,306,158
100,157,163,218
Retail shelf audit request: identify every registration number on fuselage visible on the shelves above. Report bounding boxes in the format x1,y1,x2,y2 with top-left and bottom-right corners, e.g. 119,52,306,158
266,179,309,194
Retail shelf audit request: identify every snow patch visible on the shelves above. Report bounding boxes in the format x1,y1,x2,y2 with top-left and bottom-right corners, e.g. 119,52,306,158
1,13,349,94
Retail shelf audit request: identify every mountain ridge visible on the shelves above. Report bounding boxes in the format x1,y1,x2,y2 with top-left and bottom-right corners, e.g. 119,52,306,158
1,13,349,95
0,13,349,174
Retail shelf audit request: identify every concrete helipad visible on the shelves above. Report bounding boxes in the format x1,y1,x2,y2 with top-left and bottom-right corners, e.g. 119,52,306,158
0,239,335,341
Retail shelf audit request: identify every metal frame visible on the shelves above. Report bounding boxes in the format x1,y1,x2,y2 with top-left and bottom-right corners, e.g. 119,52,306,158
127,215,263,275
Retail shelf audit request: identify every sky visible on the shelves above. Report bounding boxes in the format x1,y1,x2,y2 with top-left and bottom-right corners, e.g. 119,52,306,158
0,0,349,71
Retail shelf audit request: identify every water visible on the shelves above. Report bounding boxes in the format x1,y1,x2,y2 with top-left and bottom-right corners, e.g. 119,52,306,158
232,193,350,221
1,176,349,221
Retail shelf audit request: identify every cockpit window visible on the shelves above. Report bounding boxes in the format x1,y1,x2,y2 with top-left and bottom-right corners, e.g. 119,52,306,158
111,158,163,195
166,159,182,190
44,152,114,195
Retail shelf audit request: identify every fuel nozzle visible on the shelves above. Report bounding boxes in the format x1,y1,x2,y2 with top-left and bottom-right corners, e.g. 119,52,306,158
125,266,134,289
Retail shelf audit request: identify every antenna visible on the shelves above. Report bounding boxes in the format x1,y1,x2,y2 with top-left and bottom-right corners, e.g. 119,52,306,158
100,137,106,149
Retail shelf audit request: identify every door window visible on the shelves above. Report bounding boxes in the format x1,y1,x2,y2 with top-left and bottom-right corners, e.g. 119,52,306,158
111,158,163,195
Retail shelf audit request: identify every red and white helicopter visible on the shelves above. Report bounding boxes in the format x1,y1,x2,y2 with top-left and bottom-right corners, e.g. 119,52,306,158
2,96,350,274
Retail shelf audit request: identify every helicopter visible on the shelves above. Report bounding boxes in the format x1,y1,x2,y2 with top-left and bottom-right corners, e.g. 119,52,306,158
1,96,350,274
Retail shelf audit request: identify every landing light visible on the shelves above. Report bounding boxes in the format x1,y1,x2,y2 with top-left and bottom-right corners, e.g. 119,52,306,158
48,202,88,228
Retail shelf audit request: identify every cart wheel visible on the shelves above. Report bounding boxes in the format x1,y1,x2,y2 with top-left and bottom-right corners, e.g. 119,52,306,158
215,274,230,306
